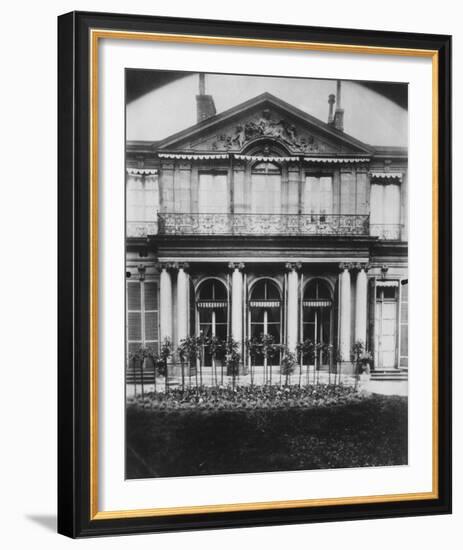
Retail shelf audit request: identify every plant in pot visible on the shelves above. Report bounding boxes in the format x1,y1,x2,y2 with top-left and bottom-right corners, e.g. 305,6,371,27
159,337,173,393
224,338,241,389
280,346,297,386
208,335,225,386
351,341,372,390
245,336,261,386
296,338,315,386
178,336,200,388
260,333,278,385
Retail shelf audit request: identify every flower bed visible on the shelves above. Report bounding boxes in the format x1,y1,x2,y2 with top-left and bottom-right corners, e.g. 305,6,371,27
126,393,408,478
127,384,365,411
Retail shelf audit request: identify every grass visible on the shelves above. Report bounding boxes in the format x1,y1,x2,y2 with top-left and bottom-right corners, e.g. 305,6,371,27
126,392,408,479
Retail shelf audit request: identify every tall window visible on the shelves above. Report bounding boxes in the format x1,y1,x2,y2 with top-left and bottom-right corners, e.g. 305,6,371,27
198,172,228,213
126,174,157,221
374,282,399,369
249,279,281,365
370,182,401,239
302,279,332,365
197,279,228,366
399,280,408,369
251,162,281,214
126,279,159,363
304,175,333,217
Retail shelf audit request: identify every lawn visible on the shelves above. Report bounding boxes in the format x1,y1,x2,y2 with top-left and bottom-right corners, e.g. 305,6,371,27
126,390,408,479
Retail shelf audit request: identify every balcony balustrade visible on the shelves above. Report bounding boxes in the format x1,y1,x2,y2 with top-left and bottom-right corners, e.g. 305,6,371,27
156,213,370,237
126,221,158,238
126,215,405,240
370,224,403,240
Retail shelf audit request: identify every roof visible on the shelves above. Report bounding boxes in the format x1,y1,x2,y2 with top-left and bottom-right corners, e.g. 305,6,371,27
154,92,375,155
127,92,408,159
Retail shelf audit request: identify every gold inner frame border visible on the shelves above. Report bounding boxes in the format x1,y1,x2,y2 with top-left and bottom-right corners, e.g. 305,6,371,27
89,28,440,521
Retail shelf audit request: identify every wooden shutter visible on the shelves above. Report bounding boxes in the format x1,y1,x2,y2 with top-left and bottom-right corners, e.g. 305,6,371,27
144,281,159,352
399,280,408,369
126,280,159,354
127,281,142,354
368,278,376,366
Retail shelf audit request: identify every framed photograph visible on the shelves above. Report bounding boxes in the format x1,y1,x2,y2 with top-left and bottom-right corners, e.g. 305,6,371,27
58,11,451,538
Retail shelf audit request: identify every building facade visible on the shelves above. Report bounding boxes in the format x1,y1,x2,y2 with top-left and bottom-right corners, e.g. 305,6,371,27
126,81,408,377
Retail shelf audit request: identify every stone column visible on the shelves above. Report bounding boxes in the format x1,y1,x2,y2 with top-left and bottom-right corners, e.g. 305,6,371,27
176,262,190,346
355,264,368,345
286,262,301,353
229,263,244,348
339,263,352,361
159,264,173,344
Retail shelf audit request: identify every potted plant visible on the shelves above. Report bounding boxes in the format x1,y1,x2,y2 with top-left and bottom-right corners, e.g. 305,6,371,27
246,336,261,386
351,341,372,390
159,337,173,393
208,335,225,386
260,333,278,385
178,336,200,388
280,347,297,386
296,338,315,386
225,338,241,389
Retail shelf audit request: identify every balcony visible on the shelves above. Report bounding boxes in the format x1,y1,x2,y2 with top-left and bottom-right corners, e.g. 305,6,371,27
370,224,403,240
156,213,370,237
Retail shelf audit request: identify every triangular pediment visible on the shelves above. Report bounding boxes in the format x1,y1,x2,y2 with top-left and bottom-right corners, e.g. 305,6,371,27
154,93,373,156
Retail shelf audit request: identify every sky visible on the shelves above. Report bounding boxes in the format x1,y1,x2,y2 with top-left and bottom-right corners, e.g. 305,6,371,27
126,72,408,147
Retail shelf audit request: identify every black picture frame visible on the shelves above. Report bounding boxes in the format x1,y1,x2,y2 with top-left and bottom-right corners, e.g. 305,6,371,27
58,10,452,538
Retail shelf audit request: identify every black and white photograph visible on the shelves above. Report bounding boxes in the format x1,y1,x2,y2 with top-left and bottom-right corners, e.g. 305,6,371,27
125,70,409,479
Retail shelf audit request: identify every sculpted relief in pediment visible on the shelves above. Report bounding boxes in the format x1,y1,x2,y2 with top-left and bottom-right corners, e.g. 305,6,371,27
188,109,338,154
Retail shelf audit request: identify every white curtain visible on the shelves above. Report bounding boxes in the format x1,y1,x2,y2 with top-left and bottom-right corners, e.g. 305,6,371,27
304,176,333,214
126,174,159,221
370,182,401,237
198,173,228,213
251,174,281,214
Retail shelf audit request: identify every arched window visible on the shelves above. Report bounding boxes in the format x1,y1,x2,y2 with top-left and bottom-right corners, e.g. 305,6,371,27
302,279,333,366
249,279,281,365
251,162,281,214
196,279,228,366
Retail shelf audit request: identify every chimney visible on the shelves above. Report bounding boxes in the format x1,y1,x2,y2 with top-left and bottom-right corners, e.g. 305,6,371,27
196,73,216,123
327,93,335,124
333,80,344,131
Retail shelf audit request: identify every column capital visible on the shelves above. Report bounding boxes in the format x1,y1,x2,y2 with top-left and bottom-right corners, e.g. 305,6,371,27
171,261,190,272
156,261,173,271
353,262,370,272
228,262,245,271
285,262,302,272
338,262,353,272
137,265,146,281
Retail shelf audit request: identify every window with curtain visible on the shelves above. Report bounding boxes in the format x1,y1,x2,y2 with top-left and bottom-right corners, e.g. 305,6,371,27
196,279,228,366
370,181,401,238
304,175,333,217
251,162,281,214
198,172,228,213
302,279,332,366
374,282,399,369
249,279,281,366
126,174,158,221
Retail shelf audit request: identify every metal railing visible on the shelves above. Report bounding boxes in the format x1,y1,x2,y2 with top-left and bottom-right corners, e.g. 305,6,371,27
126,221,157,238
157,213,370,237
126,216,404,240
370,224,403,240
